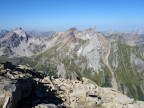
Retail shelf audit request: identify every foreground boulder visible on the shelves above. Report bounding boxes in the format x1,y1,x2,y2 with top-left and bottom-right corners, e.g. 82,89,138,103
0,77,34,108
0,62,45,108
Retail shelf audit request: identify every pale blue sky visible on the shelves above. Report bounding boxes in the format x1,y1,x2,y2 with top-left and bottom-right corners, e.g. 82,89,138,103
0,0,144,31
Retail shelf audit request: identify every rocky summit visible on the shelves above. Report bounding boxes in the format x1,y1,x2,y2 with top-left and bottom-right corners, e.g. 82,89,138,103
0,62,144,108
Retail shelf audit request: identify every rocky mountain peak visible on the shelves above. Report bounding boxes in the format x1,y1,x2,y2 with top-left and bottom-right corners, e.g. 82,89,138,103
68,27,78,32
67,31,75,38
13,27,28,39
0,28,31,57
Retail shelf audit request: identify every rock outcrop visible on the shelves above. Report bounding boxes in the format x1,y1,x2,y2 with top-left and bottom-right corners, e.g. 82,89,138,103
42,77,144,108
0,62,63,108
0,62,144,108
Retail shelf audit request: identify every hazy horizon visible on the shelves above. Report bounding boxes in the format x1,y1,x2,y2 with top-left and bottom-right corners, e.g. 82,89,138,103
0,0,144,31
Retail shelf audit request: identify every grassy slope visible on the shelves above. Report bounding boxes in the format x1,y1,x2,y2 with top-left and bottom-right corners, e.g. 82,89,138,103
109,38,144,100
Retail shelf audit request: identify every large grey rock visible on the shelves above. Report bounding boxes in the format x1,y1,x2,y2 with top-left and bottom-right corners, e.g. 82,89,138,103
0,77,22,108
0,63,40,108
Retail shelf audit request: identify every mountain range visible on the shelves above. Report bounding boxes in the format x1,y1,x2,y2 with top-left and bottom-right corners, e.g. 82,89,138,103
0,27,144,101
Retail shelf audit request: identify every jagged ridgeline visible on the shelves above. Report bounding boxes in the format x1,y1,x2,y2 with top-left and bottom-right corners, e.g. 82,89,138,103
0,27,144,101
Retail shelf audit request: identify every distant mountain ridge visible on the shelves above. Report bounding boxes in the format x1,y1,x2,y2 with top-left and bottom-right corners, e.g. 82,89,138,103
0,27,144,101
0,28,51,57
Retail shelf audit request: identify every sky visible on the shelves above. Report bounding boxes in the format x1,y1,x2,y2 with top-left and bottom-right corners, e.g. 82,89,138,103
0,0,144,31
